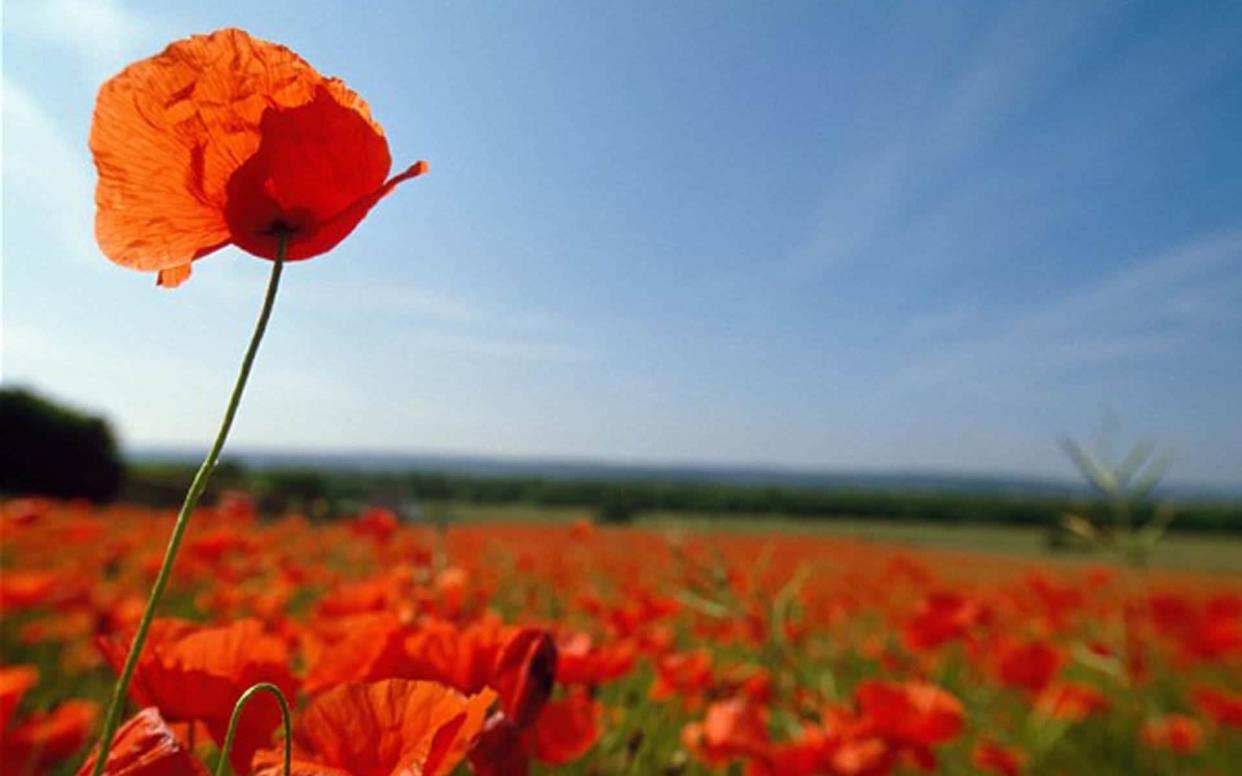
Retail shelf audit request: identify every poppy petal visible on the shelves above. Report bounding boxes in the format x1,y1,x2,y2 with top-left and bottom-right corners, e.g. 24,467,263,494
74,707,210,776
224,86,411,261
265,679,494,776
91,29,335,273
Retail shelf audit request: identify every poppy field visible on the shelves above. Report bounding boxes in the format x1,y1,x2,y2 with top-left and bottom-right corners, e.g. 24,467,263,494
4,14,1241,776
2,495,1241,775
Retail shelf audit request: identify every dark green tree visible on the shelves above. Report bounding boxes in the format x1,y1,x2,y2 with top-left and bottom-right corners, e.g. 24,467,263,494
0,387,123,502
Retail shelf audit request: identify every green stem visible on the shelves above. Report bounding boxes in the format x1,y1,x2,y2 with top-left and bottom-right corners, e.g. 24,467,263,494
213,683,292,776
89,237,287,776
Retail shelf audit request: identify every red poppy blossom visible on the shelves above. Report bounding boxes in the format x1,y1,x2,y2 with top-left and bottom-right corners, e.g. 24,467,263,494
1139,714,1204,754
529,691,603,766
854,679,964,771
491,628,558,728
0,664,39,732
74,707,210,776
252,679,494,776
3,699,100,772
302,612,410,694
682,698,770,767
995,639,1063,694
1034,682,1109,722
971,738,1025,776
1193,686,1242,729
97,618,298,774
902,592,987,652
90,28,427,287
555,632,635,687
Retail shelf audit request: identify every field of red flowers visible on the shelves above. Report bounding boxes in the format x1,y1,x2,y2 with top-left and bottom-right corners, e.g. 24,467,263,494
2,495,1241,775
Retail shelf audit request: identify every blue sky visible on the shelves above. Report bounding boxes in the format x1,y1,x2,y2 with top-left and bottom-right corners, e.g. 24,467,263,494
3,1,1241,487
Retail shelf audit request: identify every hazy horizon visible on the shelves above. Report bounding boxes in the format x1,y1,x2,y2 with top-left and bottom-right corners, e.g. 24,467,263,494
5,1,1242,489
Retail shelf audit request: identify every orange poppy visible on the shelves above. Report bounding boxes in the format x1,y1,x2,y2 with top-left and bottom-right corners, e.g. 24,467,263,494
971,739,1025,776
902,592,987,652
0,664,39,732
1139,714,1204,754
403,617,509,695
649,649,713,704
555,632,635,687
1034,682,1109,722
994,639,1063,694
97,618,298,773
3,699,100,772
251,679,494,776
1193,686,1242,729
490,628,557,728
529,690,603,766
302,612,410,695
75,707,210,776
854,679,964,771
90,28,427,287
0,570,57,613
681,697,770,768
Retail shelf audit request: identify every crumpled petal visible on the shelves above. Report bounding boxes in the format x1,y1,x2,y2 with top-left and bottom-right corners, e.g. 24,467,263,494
91,27,400,281
224,86,422,261
253,679,494,776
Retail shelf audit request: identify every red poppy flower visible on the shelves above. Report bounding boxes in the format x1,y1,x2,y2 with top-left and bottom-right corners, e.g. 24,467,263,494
682,698,770,768
1193,686,1242,729
995,639,1063,695
468,691,601,776
403,617,508,695
1139,714,1203,754
971,739,1025,776
0,664,39,732
649,649,713,703
0,570,57,613
902,592,987,652
468,629,579,775
251,679,494,776
854,679,964,771
3,699,100,772
97,618,298,774
90,28,427,287
555,632,635,687
529,690,603,766
349,508,400,543
491,628,557,728
1034,682,1109,722
75,707,210,776
302,612,409,695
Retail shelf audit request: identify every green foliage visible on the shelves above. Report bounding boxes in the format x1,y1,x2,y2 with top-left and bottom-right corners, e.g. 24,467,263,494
122,460,1242,531
0,387,123,502
596,492,636,524
1057,427,1185,565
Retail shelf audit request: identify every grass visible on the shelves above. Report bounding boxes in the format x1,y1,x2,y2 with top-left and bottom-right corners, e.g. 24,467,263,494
430,501,1242,574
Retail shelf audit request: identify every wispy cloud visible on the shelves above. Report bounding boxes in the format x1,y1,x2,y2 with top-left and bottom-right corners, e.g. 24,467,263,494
891,227,1242,392
783,6,1084,277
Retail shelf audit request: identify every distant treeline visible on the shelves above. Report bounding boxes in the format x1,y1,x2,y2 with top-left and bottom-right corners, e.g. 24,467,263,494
123,461,1242,532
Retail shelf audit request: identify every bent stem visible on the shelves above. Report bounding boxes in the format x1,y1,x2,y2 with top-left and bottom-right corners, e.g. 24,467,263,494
214,683,292,776
89,236,287,776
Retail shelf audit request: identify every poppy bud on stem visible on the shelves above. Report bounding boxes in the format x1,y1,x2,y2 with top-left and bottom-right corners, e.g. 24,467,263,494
214,683,292,776
89,234,289,776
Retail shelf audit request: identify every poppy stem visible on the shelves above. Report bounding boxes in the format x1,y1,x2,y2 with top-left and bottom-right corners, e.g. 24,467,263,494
89,235,288,776
213,683,292,776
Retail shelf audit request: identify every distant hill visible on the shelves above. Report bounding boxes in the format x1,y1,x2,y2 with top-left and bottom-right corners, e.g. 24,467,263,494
126,447,1241,502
